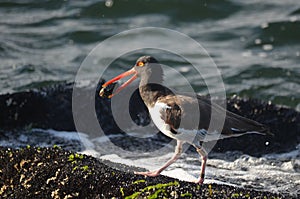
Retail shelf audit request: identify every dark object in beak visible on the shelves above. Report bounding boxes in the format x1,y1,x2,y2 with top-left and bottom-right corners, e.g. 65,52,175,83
99,82,116,98
99,68,137,98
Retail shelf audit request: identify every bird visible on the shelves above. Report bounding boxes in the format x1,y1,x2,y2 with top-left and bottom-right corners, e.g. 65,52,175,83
99,55,271,184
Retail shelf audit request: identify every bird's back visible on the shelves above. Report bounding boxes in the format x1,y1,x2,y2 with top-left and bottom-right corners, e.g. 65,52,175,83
156,93,271,142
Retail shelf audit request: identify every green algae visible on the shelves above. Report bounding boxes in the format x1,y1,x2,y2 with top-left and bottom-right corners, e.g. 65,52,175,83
132,179,146,184
181,192,193,198
125,181,179,199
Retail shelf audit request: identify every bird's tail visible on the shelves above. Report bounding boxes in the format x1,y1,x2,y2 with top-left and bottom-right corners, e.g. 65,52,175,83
224,110,273,136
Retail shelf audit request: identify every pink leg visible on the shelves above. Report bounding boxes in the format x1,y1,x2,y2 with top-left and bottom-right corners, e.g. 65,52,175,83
134,140,184,177
194,147,208,184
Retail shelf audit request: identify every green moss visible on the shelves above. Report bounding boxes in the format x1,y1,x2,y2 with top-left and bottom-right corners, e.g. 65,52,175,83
181,192,192,198
68,154,75,162
132,179,146,184
120,187,125,197
81,165,89,172
7,151,13,157
231,192,240,198
68,153,84,164
73,166,78,171
75,153,84,159
208,184,213,196
148,189,165,199
125,181,179,199
125,191,140,199
53,145,61,149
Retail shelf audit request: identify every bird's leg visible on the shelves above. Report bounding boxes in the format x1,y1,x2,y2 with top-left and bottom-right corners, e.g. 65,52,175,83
194,146,208,184
134,140,184,177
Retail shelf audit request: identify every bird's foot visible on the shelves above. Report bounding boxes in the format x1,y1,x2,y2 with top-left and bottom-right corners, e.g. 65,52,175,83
193,173,205,184
134,170,160,177
193,178,204,184
192,178,204,184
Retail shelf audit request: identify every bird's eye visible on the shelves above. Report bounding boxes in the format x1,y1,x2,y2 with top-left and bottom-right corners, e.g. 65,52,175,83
137,61,144,67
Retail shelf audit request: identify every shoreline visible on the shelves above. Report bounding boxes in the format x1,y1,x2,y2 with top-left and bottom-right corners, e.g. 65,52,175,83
0,82,299,155
0,147,289,198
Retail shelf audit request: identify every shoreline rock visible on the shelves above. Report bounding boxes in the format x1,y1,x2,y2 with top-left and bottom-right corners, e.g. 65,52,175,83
0,82,299,155
0,147,289,198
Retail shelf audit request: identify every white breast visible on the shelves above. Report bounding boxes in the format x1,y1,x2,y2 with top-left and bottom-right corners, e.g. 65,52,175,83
148,102,225,144
148,102,177,139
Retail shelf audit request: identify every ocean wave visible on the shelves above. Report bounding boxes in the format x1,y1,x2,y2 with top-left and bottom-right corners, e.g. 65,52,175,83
246,21,300,48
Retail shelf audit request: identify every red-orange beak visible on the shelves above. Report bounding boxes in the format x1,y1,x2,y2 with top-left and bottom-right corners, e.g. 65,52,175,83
99,68,138,98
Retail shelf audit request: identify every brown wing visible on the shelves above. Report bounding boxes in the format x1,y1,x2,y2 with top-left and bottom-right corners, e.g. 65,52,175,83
158,95,182,130
157,94,270,136
157,95,201,132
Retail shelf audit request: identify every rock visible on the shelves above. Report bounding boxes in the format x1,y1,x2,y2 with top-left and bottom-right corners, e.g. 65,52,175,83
0,147,288,198
0,82,299,155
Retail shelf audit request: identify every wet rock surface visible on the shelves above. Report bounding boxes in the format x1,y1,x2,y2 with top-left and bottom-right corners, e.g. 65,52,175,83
0,82,299,155
0,147,288,198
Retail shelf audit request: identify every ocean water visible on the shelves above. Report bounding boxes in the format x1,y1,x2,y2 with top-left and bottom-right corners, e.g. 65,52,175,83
0,0,299,108
1,0,300,197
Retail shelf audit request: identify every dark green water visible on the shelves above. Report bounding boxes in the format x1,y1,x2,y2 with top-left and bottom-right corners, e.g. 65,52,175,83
0,0,299,109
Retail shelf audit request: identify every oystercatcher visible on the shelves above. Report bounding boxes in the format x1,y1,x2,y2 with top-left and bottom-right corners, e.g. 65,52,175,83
99,56,270,184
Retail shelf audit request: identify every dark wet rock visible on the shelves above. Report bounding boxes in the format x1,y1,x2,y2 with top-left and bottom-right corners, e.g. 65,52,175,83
0,82,299,156
0,82,75,131
218,96,300,155
0,147,288,199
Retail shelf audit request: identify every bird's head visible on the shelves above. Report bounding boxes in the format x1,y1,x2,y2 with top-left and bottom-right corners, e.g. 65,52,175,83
99,56,162,98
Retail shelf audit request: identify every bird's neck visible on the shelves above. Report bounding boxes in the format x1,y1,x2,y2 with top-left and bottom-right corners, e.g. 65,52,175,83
138,67,168,107
139,81,173,108
139,68,163,87
139,84,165,108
